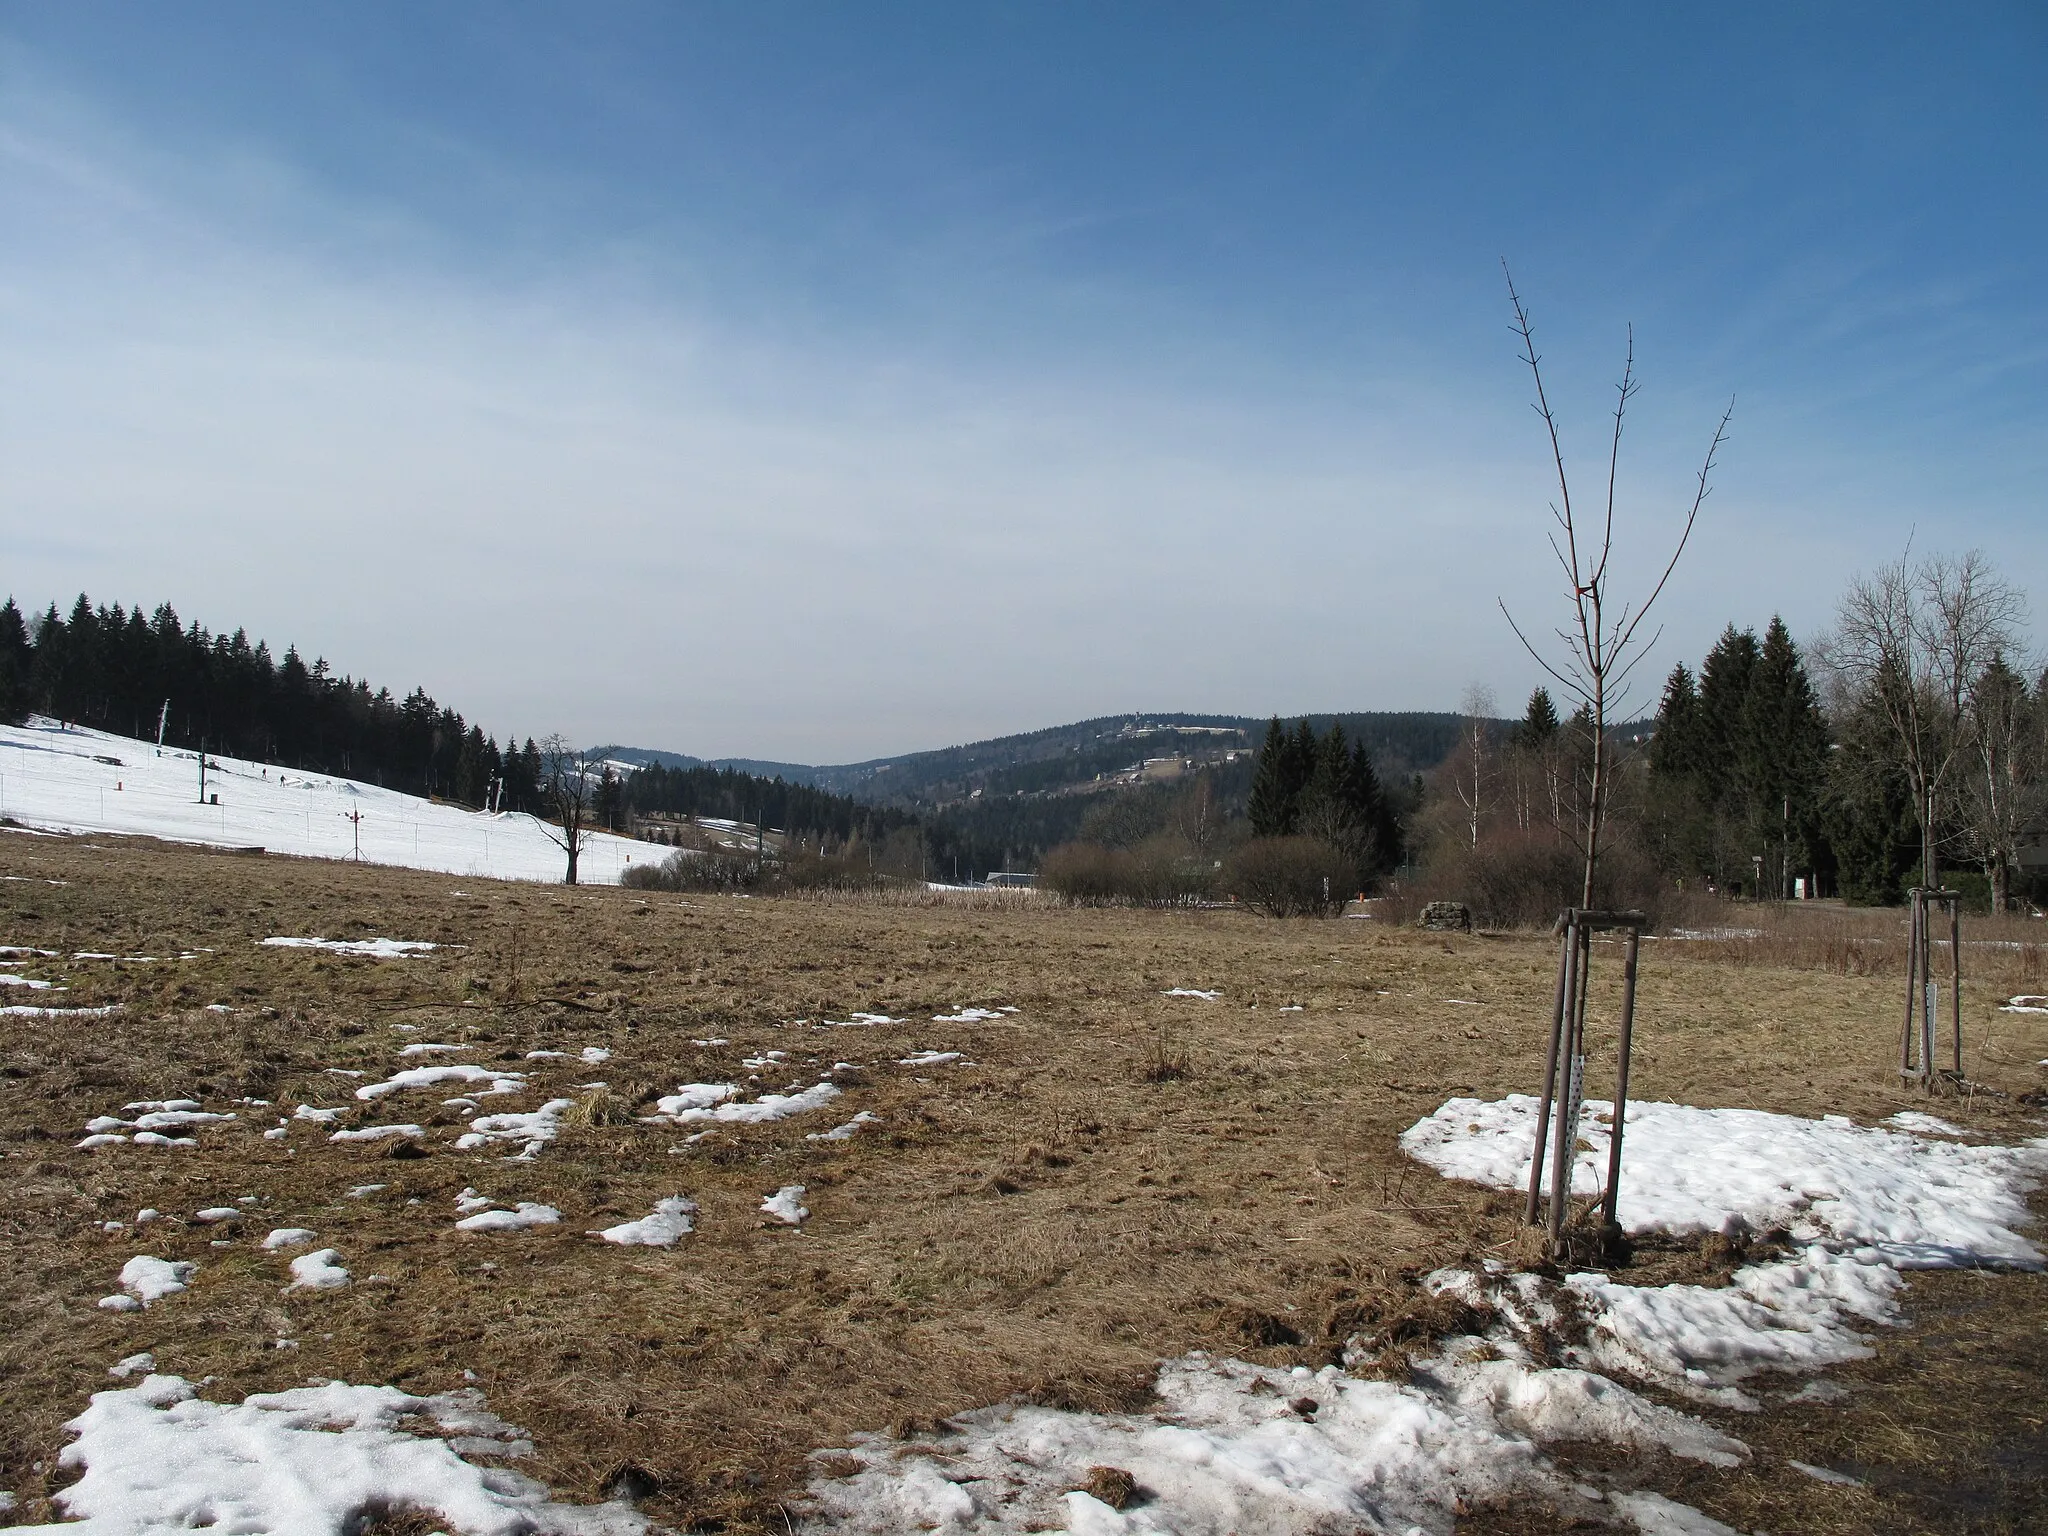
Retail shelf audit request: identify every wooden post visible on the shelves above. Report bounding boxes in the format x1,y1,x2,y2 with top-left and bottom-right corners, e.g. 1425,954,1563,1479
1920,891,1937,1092
1526,910,1575,1225
1900,891,1922,1080
1601,926,1640,1233
1948,894,1963,1079
1547,921,1587,1250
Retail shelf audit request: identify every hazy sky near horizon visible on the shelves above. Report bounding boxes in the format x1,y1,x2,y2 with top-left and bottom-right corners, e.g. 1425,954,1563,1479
3,4,2043,762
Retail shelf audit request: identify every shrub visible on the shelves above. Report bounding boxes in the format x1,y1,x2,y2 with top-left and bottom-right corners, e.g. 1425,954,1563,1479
1220,836,1354,917
621,846,895,896
1416,830,1671,929
1039,836,1218,907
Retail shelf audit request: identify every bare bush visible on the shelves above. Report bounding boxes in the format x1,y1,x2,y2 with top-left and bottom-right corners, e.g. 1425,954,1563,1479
622,846,893,896
1039,836,1217,907
1418,828,1670,930
1221,836,1354,917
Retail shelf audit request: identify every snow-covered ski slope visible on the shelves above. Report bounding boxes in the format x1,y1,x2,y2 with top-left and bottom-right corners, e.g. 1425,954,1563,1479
0,719,646,884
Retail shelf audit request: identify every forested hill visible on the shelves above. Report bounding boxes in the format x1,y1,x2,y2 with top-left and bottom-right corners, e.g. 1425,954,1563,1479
0,594,895,845
599,711,1481,808
0,594,531,807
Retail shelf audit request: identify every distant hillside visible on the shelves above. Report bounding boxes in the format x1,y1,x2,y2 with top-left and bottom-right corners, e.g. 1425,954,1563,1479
599,711,1482,809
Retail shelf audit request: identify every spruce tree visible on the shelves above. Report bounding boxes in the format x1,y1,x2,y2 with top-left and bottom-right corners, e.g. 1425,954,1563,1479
0,600,31,726
1737,617,1832,887
1649,664,1702,780
1247,718,1294,836
1695,625,1759,810
1518,687,1560,748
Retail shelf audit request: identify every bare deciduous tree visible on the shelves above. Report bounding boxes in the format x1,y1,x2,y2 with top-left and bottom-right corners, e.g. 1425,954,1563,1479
537,734,599,885
1498,266,1732,906
1451,683,1496,850
1826,549,2026,889
1961,656,2046,911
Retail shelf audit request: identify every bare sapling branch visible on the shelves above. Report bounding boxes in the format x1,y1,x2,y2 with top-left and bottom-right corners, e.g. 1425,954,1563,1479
1496,261,1732,905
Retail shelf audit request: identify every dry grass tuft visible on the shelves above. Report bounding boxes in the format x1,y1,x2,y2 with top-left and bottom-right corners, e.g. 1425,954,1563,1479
1077,1465,1141,1509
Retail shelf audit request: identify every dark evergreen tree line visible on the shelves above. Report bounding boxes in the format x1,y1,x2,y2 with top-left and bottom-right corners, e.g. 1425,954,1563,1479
1646,617,1841,896
2,592,543,809
622,762,911,847
1246,718,1403,882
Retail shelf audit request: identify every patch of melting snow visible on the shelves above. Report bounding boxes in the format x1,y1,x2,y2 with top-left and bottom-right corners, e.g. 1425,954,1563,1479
897,1051,964,1067
293,1104,345,1124
397,1041,472,1057
1163,988,1221,1000
932,1006,1017,1024
690,1036,729,1046
800,1349,1742,1536
345,1184,386,1199
97,1257,196,1312
27,1374,646,1535
78,1101,234,1149
823,1012,905,1027
644,1080,841,1127
808,1111,883,1143
1402,1095,2048,1266
456,1202,562,1233
263,1228,318,1251
1401,1094,2048,1419
591,1197,697,1247
762,1185,808,1225
0,972,62,988
454,1099,576,1160
192,1208,240,1225
260,936,441,958
3,1002,120,1017
107,1353,155,1379
329,1124,424,1144
285,1249,351,1291
357,1064,526,1100
2001,994,2048,1014
1788,1459,1864,1487
1887,1110,1965,1137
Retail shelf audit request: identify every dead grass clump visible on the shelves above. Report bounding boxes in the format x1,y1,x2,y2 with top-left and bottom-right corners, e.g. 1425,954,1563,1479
1016,1363,1157,1416
565,1086,631,1128
1338,1286,1495,1358
354,1505,448,1536
1076,1465,1141,1509
1139,1032,1192,1082
1223,1305,1303,1349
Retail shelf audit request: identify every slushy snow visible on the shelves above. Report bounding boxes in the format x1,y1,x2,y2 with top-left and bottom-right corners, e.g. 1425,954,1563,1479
590,1197,697,1247
644,1081,840,1127
285,1250,351,1292
762,1185,808,1224
97,1257,195,1312
16,1373,647,1535
262,936,441,959
456,1202,562,1233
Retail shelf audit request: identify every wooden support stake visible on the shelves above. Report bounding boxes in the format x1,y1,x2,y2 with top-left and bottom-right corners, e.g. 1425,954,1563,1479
1949,896,1963,1079
1920,892,1937,1092
1900,891,1921,1080
1547,921,1588,1250
1526,911,1575,1226
1601,926,1641,1233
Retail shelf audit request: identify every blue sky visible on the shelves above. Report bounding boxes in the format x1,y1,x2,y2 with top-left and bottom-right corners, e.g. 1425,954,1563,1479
2,3,2042,759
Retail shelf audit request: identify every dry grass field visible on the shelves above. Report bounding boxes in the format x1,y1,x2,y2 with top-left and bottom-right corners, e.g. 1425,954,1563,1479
3,828,2046,1533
